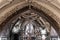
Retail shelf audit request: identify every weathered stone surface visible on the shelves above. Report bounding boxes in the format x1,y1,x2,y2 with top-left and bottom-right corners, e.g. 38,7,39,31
32,0,60,28
0,0,60,36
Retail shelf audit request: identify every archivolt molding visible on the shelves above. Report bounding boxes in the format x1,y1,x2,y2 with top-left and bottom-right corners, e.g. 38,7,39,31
0,0,27,24
0,0,60,35
32,0,60,28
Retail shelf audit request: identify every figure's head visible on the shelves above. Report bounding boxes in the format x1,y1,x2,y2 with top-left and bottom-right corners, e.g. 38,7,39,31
42,26,45,29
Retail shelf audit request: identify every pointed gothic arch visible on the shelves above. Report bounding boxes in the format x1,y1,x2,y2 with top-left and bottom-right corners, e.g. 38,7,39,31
0,0,60,40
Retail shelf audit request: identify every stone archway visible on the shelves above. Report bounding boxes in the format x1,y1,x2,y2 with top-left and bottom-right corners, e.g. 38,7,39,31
0,0,60,39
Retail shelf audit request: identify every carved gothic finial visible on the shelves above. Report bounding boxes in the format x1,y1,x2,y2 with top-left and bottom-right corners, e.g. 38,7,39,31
26,0,32,9
28,0,32,10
